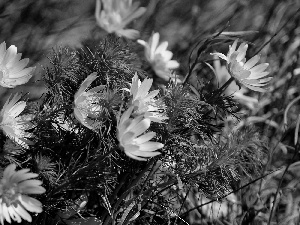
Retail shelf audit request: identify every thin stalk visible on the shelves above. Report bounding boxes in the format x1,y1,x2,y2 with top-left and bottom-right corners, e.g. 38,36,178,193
267,143,299,225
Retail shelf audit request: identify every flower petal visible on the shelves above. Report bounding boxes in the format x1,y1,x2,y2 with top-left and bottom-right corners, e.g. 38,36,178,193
134,131,156,145
244,55,260,70
138,142,164,151
18,195,43,213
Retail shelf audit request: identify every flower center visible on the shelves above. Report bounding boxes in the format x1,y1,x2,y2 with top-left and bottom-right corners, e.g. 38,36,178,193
0,182,19,205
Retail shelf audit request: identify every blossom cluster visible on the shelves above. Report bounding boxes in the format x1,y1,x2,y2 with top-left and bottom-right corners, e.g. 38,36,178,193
0,0,274,223
117,74,168,161
74,72,167,161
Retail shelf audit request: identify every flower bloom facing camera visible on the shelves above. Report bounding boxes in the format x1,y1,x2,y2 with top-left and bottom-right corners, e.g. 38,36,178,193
138,33,180,81
0,164,46,224
126,74,168,123
117,106,163,161
211,39,272,92
74,72,106,130
0,94,34,147
95,0,146,39
0,42,35,88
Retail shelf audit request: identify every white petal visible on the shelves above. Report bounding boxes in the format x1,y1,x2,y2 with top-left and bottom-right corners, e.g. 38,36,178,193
6,53,23,70
2,203,11,224
211,53,228,61
8,101,26,118
249,63,269,73
130,73,140,99
155,41,168,55
121,7,146,28
248,71,270,79
10,169,35,183
166,60,179,69
123,116,144,134
150,33,160,59
13,204,32,222
130,150,161,157
244,55,260,70
136,78,153,99
138,142,164,151
236,43,248,61
137,39,147,47
7,205,21,223
116,29,140,39
132,118,151,137
8,67,34,79
228,39,238,57
3,164,17,179
134,131,156,145
243,83,267,92
119,106,134,125
2,45,18,66
125,151,147,161
74,72,97,101
159,50,173,61
18,195,43,213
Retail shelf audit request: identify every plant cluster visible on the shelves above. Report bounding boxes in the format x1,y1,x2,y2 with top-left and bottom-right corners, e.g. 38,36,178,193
0,0,300,225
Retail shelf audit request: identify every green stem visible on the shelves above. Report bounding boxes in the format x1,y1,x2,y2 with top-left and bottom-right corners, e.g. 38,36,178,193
207,77,235,102
267,142,299,225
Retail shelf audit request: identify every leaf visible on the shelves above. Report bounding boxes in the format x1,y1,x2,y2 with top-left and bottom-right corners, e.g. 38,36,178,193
64,217,102,225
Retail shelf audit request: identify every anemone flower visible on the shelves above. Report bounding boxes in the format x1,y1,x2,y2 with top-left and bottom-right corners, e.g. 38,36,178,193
211,39,272,92
74,72,106,130
0,42,35,88
95,0,146,39
126,73,168,123
137,32,179,81
0,164,46,224
117,106,163,161
0,94,34,147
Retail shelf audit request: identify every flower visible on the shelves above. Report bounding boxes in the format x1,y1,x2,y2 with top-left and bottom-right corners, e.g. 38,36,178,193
74,72,106,130
0,164,46,224
117,106,163,161
212,54,258,109
211,39,272,92
0,42,35,88
127,74,168,123
137,32,180,81
0,94,34,147
95,0,146,39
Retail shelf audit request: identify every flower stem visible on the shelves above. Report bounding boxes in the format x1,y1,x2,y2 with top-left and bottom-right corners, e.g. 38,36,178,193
207,77,235,102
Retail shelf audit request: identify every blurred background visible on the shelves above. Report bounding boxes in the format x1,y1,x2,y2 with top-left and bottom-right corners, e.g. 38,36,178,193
1,0,299,102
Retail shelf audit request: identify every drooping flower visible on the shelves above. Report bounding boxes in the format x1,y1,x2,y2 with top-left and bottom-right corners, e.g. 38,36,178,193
212,54,258,109
0,42,35,88
0,94,34,147
126,73,168,123
95,0,146,39
137,32,180,81
0,164,46,224
211,39,272,92
74,72,106,130
117,106,163,161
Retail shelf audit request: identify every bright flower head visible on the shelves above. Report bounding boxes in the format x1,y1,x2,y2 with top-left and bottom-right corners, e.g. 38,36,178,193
212,39,272,92
0,94,34,147
95,0,146,39
128,74,168,123
74,72,106,130
117,106,163,161
0,164,46,224
137,32,180,81
0,42,35,88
